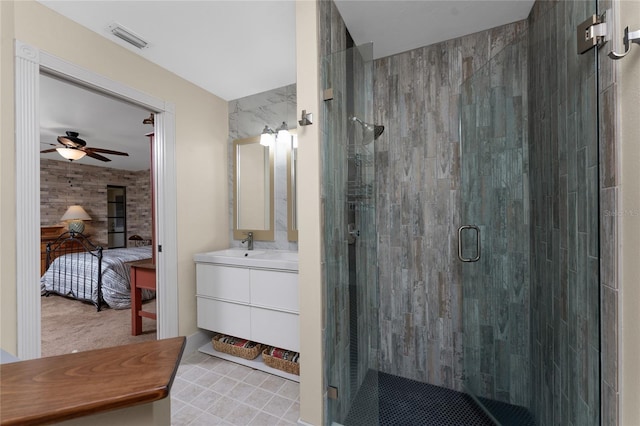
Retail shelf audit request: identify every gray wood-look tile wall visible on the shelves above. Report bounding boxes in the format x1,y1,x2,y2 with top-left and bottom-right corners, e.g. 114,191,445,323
373,21,528,393
318,1,361,422
528,1,601,424
320,0,619,424
459,31,531,408
596,0,620,424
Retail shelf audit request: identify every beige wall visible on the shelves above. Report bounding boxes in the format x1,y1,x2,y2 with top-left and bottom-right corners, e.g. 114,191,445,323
0,0,18,355
619,1,640,424
296,1,324,425
0,0,229,354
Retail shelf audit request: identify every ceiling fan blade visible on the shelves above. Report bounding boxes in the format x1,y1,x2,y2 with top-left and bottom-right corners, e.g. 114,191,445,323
84,147,129,156
40,148,59,153
85,151,111,162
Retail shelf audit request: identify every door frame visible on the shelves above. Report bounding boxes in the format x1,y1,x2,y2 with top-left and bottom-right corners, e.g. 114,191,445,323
15,40,179,359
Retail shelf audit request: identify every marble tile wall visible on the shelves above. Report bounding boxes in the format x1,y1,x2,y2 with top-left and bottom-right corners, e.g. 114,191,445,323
528,1,601,424
228,84,298,251
40,159,151,247
373,21,528,393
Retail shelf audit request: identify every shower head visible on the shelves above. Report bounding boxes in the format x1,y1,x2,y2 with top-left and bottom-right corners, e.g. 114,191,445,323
372,124,385,140
350,116,385,142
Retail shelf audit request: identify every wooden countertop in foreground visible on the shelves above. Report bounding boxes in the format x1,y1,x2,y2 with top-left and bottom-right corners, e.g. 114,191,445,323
0,336,185,426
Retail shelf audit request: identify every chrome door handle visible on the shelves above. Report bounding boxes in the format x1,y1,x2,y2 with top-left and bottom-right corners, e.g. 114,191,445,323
458,225,480,262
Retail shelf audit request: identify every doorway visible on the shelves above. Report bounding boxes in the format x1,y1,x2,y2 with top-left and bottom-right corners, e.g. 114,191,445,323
15,40,178,359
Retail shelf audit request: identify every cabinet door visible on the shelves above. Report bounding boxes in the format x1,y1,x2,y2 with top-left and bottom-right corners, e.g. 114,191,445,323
196,264,250,303
251,307,299,352
250,269,299,312
197,298,251,340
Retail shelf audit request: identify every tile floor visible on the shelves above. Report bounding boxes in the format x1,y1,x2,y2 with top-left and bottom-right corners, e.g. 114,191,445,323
172,350,300,425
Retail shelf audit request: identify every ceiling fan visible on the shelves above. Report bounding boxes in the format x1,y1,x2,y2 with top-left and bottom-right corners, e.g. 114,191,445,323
40,131,129,162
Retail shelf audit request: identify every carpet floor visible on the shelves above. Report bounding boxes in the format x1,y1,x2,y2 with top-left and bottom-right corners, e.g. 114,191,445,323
41,293,156,357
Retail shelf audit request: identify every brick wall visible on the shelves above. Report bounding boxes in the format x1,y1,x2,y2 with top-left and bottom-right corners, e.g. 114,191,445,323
40,159,151,248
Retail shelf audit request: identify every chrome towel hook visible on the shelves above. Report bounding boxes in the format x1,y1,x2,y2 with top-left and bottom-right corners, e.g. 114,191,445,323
609,26,640,60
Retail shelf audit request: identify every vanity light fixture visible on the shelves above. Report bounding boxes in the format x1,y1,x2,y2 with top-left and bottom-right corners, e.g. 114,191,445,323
276,121,290,139
261,122,292,146
108,23,149,49
260,125,276,146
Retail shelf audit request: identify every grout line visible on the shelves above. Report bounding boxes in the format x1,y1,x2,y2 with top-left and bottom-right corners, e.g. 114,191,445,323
173,355,300,425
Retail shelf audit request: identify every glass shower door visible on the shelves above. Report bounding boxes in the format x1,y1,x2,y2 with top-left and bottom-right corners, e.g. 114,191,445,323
459,32,533,424
460,2,601,424
322,43,379,426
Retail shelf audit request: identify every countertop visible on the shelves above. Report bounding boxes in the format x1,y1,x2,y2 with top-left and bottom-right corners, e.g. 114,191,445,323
0,336,185,426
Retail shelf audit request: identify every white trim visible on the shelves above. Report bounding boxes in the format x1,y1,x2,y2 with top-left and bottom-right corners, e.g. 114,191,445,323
15,40,41,360
39,50,164,111
183,329,213,357
154,106,179,339
14,40,179,358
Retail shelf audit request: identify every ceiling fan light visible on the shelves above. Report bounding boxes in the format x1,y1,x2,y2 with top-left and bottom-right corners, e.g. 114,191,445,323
56,147,86,161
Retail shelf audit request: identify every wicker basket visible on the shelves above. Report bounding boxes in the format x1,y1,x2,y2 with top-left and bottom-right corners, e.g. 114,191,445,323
212,334,262,360
262,347,300,375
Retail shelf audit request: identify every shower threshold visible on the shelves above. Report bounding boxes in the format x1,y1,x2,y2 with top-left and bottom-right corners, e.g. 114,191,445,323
343,370,535,426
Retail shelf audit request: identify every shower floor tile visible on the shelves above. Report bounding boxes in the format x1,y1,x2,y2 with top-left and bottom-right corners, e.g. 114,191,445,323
344,370,535,426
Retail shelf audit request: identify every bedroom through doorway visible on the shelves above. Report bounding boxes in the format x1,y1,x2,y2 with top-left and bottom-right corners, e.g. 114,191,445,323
39,72,158,356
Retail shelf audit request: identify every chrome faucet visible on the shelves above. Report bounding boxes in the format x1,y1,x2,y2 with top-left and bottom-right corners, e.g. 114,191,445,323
241,232,254,250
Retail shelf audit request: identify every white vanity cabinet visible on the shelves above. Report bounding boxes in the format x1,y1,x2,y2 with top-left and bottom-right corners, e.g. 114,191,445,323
195,259,299,352
249,269,299,351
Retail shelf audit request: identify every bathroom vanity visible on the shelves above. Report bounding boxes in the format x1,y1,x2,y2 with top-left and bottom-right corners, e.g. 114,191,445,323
194,248,299,381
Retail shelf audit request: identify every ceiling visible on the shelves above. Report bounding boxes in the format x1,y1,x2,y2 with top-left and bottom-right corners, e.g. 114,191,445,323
334,1,534,60
36,0,533,170
40,73,152,171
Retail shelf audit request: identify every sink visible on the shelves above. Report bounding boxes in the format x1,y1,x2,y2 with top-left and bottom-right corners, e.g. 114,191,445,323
203,248,266,258
194,248,298,271
262,251,299,262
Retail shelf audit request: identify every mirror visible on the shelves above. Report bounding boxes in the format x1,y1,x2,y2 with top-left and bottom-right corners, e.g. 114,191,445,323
233,135,274,241
286,132,298,241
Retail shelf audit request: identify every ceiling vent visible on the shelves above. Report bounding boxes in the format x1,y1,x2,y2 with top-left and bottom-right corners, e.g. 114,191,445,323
108,23,148,49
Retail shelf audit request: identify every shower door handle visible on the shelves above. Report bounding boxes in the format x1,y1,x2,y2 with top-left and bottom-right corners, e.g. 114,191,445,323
457,225,481,262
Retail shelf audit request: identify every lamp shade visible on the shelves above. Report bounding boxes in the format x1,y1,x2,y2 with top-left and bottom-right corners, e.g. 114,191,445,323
61,205,91,234
61,205,92,221
56,147,86,161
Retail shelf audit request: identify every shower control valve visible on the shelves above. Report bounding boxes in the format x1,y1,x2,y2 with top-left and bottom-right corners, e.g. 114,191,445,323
348,223,360,238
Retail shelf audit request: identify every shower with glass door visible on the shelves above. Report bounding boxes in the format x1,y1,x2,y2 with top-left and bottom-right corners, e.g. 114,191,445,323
322,1,602,424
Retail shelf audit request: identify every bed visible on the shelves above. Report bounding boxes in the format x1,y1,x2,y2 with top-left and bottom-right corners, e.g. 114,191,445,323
40,231,155,311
